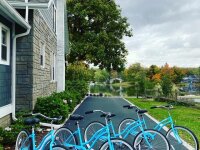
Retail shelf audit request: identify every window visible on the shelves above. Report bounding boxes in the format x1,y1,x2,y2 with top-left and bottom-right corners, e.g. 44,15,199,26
50,52,56,81
0,23,10,65
40,42,45,68
53,4,56,32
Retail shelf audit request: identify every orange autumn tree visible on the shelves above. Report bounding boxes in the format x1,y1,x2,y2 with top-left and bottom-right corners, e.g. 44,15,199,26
152,73,161,83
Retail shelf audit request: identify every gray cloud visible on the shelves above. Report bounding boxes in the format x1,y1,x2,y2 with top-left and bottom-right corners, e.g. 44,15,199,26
116,0,200,67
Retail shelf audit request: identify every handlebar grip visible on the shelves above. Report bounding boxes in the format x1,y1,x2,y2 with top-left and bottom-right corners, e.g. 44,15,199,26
100,114,106,117
150,106,158,109
85,110,93,114
123,105,130,108
128,106,134,109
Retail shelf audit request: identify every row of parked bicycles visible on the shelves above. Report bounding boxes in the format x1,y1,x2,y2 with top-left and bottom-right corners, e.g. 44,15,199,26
15,104,199,150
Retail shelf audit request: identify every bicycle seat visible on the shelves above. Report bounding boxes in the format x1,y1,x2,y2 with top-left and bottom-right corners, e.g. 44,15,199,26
70,114,84,121
24,118,40,126
137,110,148,114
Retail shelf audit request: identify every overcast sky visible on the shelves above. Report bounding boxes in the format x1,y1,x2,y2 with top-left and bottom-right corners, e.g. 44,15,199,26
115,0,200,68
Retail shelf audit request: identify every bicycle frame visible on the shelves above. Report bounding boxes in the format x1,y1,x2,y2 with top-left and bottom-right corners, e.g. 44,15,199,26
142,109,183,144
20,127,55,150
108,115,154,148
65,121,115,150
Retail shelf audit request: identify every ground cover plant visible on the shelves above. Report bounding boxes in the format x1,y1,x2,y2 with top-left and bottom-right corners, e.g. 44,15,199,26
127,98,200,143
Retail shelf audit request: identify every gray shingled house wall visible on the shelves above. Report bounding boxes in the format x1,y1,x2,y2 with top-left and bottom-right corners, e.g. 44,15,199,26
16,9,57,110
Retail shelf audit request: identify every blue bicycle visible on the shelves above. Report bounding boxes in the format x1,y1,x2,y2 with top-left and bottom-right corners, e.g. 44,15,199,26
15,113,67,150
54,113,134,150
84,109,170,150
119,105,199,150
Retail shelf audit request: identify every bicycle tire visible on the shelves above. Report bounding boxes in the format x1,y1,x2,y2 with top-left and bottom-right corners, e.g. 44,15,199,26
15,129,32,150
54,127,77,149
133,129,170,150
118,118,137,139
52,145,68,150
84,121,106,150
166,126,199,150
100,138,134,150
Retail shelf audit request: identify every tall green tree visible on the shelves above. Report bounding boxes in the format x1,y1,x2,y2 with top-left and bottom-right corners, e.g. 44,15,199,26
66,62,93,81
67,0,132,71
161,74,173,97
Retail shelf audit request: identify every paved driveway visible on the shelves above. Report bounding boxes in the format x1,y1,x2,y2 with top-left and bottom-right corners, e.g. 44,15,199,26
63,96,188,149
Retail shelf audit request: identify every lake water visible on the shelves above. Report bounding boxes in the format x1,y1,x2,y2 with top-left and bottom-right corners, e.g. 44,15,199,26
90,84,200,103
194,99,200,103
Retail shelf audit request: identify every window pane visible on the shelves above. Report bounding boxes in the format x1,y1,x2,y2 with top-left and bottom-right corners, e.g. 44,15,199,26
2,30,7,45
40,55,43,66
1,45,7,61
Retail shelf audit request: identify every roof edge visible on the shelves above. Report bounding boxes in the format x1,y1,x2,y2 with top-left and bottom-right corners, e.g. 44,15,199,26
0,0,31,29
8,0,55,9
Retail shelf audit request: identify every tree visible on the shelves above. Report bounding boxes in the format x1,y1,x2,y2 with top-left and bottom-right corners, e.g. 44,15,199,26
147,65,160,80
94,69,109,82
161,74,173,97
66,62,93,81
67,0,132,71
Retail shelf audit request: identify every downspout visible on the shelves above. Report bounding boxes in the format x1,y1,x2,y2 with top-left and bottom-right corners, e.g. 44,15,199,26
12,2,31,121
12,27,31,121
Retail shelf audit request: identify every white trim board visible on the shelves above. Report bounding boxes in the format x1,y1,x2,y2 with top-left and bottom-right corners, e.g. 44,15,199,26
0,104,12,118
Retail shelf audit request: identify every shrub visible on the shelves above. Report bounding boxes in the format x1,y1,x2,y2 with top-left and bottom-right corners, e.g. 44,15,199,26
66,80,88,98
0,112,31,146
34,95,69,123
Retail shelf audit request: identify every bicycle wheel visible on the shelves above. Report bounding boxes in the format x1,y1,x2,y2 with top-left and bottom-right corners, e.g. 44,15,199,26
84,121,106,149
133,129,170,150
15,130,32,150
54,127,77,149
100,138,134,150
118,118,137,139
52,145,68,150
166,126,199,150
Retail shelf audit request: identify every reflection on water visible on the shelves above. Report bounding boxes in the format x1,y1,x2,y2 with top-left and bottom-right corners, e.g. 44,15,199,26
90,84,136,97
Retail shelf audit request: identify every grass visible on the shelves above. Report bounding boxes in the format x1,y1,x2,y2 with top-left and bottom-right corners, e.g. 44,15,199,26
126,98,200,143
0,144,2,150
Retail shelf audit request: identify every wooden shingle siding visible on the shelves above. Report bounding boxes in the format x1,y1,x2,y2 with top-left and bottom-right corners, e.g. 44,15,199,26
39,3,54,32
0,15,12,108
0,65,11,107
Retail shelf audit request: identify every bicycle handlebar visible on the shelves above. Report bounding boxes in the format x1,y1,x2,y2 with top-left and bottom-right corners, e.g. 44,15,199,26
150,105,173,109
85,110,116,118
23,113,62,121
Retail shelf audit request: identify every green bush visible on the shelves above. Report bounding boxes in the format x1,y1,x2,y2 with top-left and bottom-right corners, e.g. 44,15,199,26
0,112,31,146
66,80,88,98
34,95,69,123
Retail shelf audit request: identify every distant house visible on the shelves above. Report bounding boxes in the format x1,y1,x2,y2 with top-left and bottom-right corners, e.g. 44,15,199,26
0,0,67,127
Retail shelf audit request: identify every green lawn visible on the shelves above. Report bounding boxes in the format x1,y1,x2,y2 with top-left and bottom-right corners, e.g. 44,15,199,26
126,98,200,143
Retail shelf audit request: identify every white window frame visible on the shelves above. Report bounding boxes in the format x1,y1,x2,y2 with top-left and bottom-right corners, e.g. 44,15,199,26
0,23,10,65
40,41,45,68
50,52,56,81
52,3,57,32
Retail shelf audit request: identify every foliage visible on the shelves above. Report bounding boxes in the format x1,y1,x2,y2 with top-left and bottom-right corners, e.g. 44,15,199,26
0,111,31,145
147,65,160,80
66,62,94,81
67,0,132,71
94,69,110,82
34,95,69,123
65,80,88,111
161,74,173,97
